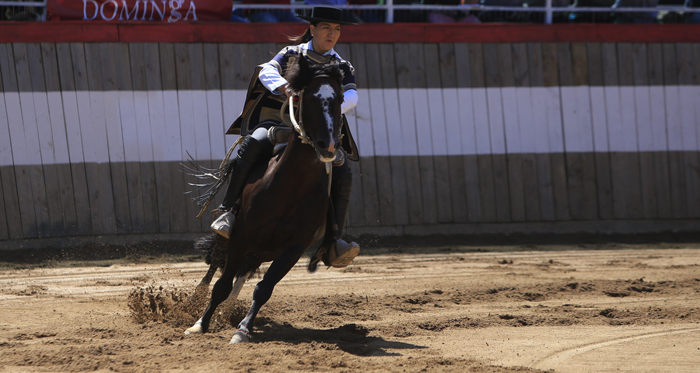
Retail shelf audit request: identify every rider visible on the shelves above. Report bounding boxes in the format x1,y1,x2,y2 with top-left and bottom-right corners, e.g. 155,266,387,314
211,6,360,268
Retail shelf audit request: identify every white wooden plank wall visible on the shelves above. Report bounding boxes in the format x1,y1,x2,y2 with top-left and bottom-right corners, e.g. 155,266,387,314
0,86,698,169
162,90,183,162
177,90,197,161
10,93,34,166
19,92,42,166
486,87,507,154
103,91,124,163
133,91,155,163
589,86,609,153
695,86,700,149
34,92,53,165
192,91,211,161
354,88,374,157
148,91,167,162
428,87,448,156
679,86,698,152
472,88,492,155
502,87,521,154
0,93,12,166
634,86,653,153
664,86,683,152
529,88,551,154
368,88,390,156
567,86,595,153
516,87,536,154
412,89,433,157
543,87,564,154
618,86,639,152
456,88,478,155
396,88,420,157
442,88,462,156
47,92,70,164
62,91,85,165
206,90,226,159
383,89,402,157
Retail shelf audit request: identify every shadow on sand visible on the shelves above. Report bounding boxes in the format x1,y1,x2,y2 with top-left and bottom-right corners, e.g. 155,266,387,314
252,322,426,356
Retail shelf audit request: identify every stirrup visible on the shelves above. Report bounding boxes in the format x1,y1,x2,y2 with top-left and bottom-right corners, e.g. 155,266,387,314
211,211,235,239
329,239,360,268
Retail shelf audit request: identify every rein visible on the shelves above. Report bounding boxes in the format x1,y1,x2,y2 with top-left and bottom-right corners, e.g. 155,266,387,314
284,95,311,144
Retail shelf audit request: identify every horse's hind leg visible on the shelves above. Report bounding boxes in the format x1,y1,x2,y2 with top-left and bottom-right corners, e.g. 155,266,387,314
196,234,226,287
198,263,219,287
185,256,242,335
231,245,306,344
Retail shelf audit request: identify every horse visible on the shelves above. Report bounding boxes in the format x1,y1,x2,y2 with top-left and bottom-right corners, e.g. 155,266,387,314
184,56,346,344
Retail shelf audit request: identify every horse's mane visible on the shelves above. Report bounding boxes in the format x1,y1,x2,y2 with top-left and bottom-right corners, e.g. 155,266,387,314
284,56,344,94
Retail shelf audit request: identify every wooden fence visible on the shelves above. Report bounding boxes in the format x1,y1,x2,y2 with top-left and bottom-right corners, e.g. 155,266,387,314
0,24,699,241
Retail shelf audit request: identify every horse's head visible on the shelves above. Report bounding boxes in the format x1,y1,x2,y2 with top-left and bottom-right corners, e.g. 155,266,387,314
284,56,344,162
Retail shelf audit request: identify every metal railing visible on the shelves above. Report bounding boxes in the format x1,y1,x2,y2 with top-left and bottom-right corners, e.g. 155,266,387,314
0,0,46,21
232,1,700,25
1,0,699,24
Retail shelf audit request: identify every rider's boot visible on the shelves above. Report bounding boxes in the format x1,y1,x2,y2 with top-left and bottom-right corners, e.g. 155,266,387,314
325,171,360,268
211,136,272,239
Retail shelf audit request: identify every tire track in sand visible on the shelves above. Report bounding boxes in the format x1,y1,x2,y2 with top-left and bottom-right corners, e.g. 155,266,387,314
532,327,700,370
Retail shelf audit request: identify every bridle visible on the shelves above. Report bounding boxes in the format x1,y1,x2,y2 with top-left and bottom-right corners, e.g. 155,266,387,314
279,73,338,147
280,73,344,175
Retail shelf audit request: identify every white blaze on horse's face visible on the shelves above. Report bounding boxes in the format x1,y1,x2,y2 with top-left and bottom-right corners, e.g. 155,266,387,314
314,83,337,156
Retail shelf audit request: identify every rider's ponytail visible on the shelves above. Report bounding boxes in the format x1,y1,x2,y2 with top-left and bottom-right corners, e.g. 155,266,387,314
288,24,315,44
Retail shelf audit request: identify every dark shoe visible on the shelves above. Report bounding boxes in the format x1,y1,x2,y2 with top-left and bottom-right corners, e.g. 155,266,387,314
328,239,360,268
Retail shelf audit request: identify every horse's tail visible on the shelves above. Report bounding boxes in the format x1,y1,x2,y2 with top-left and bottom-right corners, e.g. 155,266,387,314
195,233,262,283
195,233,227,269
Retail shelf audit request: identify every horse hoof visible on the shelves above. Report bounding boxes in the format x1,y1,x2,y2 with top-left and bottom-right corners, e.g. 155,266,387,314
184,325,203,335
185,320,205,335
229,330,251,344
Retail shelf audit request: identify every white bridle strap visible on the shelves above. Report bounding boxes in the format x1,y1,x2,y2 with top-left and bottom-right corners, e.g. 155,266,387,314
288,95,312,144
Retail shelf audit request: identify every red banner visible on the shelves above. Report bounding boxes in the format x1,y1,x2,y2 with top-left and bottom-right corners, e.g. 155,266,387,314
47,0,232,22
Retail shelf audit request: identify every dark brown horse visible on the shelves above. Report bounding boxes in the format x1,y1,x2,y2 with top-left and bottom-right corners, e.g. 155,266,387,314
185,57,345,344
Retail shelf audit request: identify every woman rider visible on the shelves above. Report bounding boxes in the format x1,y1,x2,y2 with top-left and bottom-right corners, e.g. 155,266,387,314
211,6,360,268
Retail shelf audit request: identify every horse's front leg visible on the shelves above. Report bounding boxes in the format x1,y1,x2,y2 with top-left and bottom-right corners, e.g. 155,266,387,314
231,245,306,344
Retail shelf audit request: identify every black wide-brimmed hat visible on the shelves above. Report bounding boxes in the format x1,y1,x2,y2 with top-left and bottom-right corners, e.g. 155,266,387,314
296,6,357,26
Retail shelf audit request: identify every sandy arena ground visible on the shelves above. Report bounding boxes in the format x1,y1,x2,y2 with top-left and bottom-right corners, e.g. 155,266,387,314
1,239,700,372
